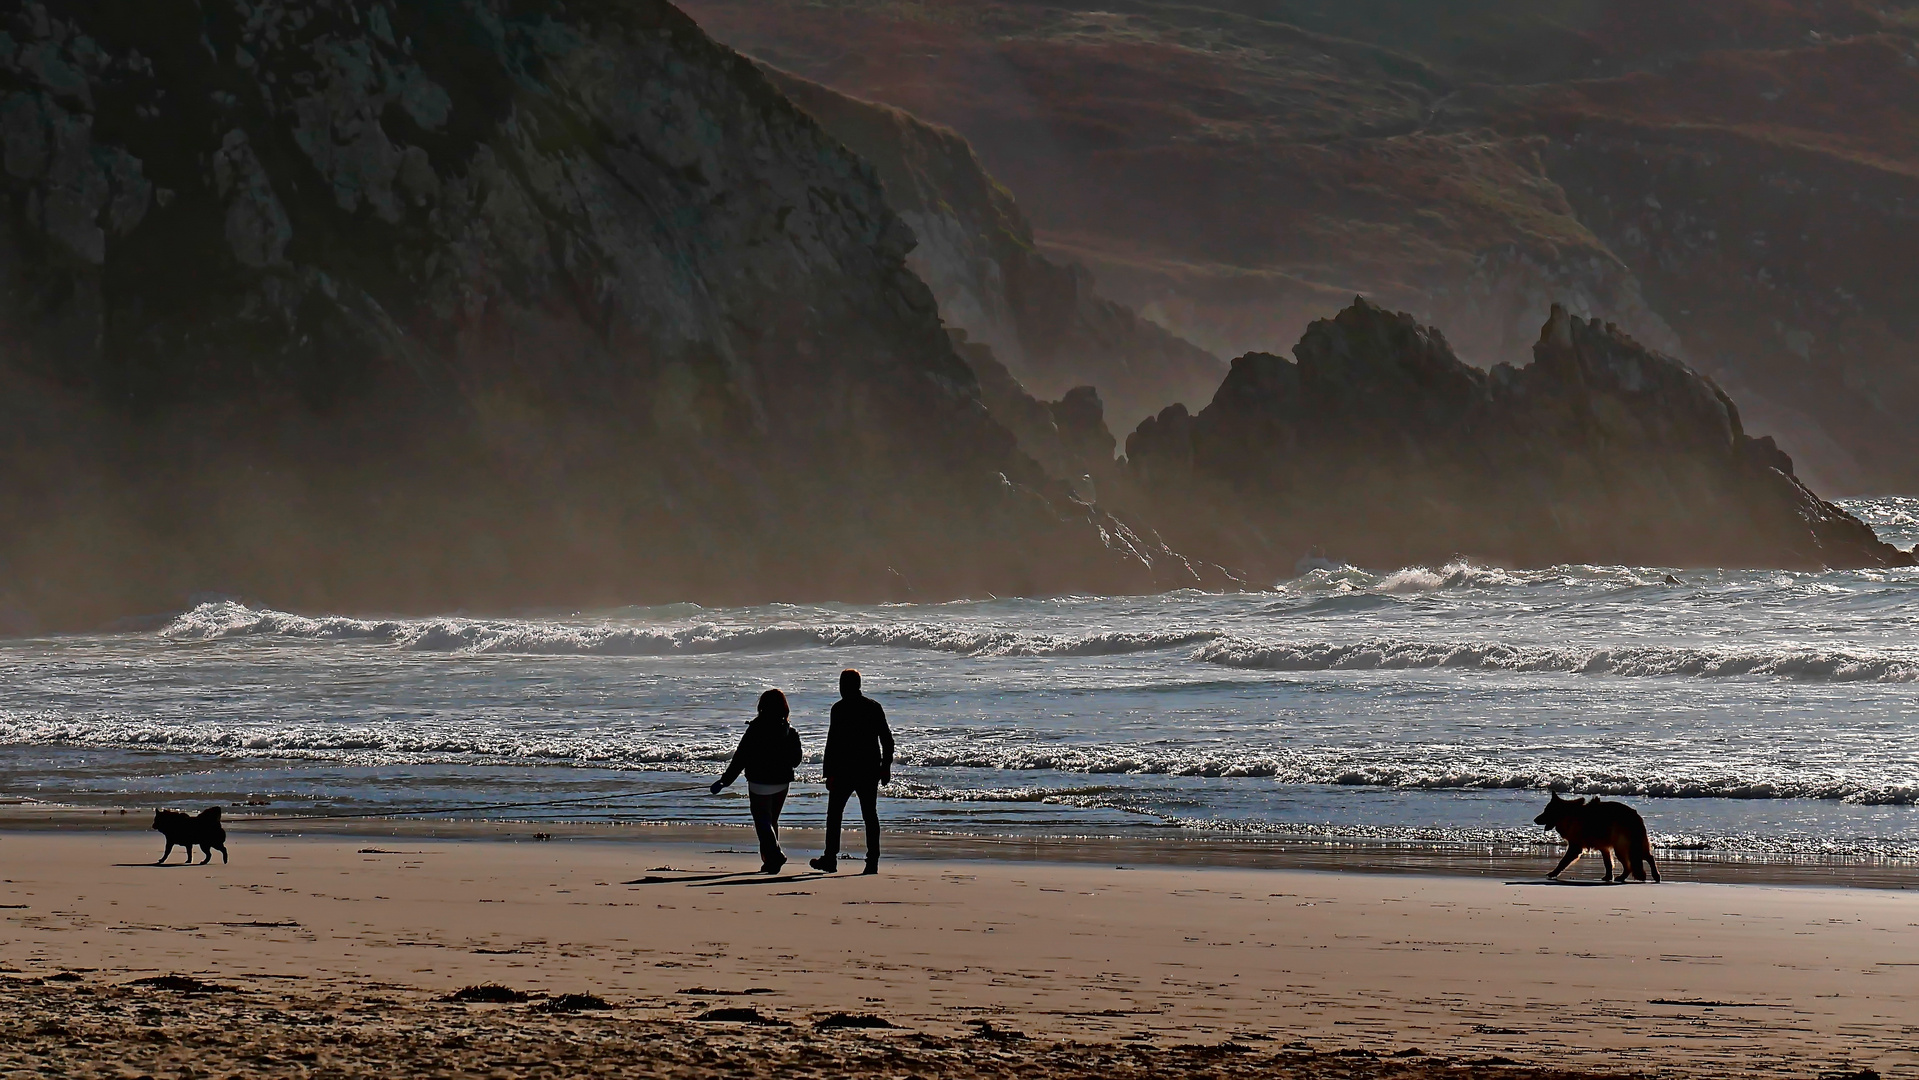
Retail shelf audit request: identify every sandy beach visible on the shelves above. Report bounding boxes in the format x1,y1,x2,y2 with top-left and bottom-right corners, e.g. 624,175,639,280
0,820,1912,1079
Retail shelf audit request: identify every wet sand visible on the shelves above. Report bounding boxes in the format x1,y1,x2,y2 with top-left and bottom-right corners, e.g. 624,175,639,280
1,825,1914,1078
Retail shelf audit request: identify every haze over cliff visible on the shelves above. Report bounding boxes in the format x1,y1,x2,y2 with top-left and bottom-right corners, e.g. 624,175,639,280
683,0,1919,496
763,69,1226,438
0,0,1188,630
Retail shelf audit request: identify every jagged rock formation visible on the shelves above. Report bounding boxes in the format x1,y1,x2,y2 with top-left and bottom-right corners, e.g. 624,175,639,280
681,0,1919,495
0,0,1201,631
1121,300,1910,575
762,69,1225,438
945,332,1119,504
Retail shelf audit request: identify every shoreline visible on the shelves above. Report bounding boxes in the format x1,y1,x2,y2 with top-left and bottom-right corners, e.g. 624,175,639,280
2,828,1914,1078
7,802,1918,890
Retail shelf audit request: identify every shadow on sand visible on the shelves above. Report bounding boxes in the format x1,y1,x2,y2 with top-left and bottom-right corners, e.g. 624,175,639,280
621,871,845,888
1503,879,1638,887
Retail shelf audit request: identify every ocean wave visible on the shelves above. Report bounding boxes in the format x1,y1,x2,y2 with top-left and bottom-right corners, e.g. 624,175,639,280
901,749,1919,804
161,602,1218,658
1193,636,1919,683
8,712,1912,805
0,714,738,766
1285,560,1660,596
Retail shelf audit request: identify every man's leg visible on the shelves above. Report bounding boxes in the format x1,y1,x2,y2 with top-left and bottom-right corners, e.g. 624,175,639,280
858,783,880,872
812,784,851,870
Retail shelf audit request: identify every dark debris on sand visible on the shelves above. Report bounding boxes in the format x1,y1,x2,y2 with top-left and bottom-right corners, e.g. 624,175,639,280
967,1018,1029,1042
444,984,529,1004
814,1012,899,1030
693,1006,790,1026
125,975,236,994
530,994,613,1014
0,978,1774,1080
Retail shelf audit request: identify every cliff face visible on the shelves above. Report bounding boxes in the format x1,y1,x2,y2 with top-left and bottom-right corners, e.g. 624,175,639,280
679,0,1919,495
1122,300,1909,575
0,0,1184,630
760,69,1226,438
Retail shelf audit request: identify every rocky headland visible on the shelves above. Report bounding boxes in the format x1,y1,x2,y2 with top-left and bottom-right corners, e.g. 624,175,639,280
763,68,1225,438
1118,299,1909,576
0,0,1200,631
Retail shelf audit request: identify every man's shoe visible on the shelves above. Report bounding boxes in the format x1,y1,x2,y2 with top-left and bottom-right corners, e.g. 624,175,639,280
861,860,879,876
761,856,786,875
809,856,838,873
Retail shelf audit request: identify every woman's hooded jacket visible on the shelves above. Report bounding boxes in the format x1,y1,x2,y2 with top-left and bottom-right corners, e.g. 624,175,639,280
719,710,803,787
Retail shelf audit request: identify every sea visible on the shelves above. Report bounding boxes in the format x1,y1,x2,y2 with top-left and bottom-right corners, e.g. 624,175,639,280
4,497,1917,862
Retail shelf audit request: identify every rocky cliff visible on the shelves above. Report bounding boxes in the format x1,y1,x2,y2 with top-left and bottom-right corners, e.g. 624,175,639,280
1121,300,1910,575
679,0,1919,495
762,69,1225,437
0,0,1193,630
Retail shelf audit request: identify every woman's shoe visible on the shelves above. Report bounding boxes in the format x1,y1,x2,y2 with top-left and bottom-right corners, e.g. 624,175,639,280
809,855,837,873
861,860,879,876
761,855,786,874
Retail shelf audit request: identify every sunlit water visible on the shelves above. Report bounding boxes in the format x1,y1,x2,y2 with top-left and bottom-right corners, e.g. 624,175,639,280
3,498,1917,859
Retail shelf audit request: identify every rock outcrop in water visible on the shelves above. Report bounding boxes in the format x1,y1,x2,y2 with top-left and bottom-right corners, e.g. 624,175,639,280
1121,300,1911,575
0,0,1201,630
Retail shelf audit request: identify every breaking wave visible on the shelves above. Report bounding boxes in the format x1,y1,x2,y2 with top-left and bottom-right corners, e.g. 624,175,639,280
155,605,1919,684
162,602,1218,658
1194,637,1919,683
4,712,1913,805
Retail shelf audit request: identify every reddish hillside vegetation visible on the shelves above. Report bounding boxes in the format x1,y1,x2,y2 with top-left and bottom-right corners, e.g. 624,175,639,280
682,0,1919,494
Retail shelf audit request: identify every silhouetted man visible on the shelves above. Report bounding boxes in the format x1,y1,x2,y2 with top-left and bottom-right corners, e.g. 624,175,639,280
810,668,894,875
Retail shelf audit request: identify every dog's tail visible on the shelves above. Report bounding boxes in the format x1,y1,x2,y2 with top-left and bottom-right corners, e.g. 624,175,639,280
1632,816,1660,882
197,806,223,823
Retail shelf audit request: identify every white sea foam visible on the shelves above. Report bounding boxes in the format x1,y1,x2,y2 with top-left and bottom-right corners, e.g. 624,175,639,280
5,711,1914,805
161,602,1219,658
1194,636,1919,683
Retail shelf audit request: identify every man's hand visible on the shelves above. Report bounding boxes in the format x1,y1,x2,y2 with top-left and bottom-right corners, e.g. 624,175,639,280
880,765,892,786
709,781,724,795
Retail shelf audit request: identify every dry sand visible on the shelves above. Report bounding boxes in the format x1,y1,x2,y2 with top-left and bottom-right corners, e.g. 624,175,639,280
0,824,1913,1079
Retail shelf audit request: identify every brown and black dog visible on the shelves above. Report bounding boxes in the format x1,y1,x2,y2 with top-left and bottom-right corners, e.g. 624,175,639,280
152,807,228,865
1534,792,1659,883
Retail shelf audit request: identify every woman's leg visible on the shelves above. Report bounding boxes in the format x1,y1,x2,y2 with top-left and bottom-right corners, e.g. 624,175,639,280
750,791,786,868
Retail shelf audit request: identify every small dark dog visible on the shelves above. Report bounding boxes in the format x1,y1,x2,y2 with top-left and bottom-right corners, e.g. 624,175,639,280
152,807,228,865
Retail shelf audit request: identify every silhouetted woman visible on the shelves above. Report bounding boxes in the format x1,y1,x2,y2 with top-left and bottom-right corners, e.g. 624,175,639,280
710,689,804,873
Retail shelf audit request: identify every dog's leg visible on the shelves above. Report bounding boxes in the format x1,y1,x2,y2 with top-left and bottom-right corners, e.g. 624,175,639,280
1645,851,1660,883
1548,844,1582,879
198,845,209,865
1600,848,1615,882
156,841,174,866
217,844,228,865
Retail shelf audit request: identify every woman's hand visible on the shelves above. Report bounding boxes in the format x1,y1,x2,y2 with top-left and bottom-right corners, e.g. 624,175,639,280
709,781,725,795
